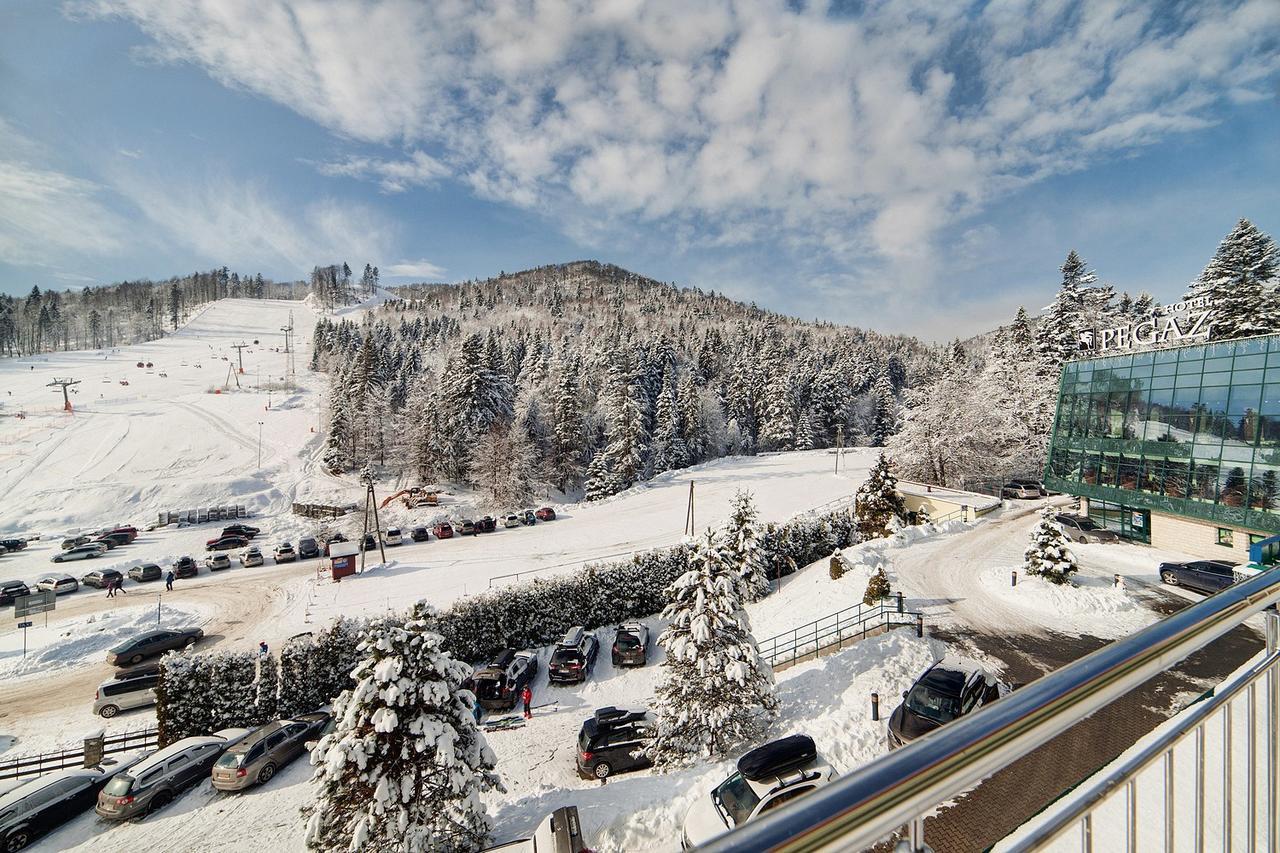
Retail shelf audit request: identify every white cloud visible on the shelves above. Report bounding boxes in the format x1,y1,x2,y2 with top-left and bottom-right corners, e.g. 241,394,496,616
382,259,446,279
73,0,1280,303
313,150,448,193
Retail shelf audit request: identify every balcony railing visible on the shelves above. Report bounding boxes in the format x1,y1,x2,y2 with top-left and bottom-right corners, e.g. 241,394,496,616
695,566,1280,852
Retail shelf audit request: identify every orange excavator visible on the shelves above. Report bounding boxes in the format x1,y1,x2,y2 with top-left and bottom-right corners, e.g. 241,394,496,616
379,486,440,510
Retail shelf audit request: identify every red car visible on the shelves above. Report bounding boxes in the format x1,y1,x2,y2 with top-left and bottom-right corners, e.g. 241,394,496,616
535,507,557,521
432,523,454,540
107,527,138,543
205,534,249,551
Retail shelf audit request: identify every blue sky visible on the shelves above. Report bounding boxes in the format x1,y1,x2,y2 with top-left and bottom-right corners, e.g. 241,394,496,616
1,1,1277,339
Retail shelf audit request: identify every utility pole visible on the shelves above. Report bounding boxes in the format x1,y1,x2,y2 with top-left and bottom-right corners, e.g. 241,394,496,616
835,425,845,474
257,421,263,468
683,481,696,536
359,468,386,573
47,378,80,412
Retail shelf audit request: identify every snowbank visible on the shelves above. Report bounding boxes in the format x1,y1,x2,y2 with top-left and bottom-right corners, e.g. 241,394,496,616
974,564,1157,639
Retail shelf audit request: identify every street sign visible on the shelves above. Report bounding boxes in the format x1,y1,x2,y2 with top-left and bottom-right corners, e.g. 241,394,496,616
14,590,55,618
16,621,32,629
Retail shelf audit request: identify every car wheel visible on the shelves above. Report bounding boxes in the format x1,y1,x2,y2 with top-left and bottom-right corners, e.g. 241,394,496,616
147,791,173,815
592,761,612,779
99,704,120,719
185,637,197,647
1162,571,1178,586
128,653,144,665
4,828,31,853
257,762,277,785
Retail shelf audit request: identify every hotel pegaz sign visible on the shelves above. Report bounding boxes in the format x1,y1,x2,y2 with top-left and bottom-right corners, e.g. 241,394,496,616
1077,296,1215,354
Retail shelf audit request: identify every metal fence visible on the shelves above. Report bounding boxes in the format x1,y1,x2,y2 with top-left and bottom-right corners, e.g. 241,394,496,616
756,599,922,670
696,566,1280,852
0,727,159,781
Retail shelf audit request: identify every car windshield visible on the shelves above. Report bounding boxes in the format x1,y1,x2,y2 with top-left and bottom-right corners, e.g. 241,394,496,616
713,772,761,827
1076,519,1100,530
475,677,505,700
102,776,133,797
552,649,582,664
906,684,961,724
615,632,641,649
215,752,244,769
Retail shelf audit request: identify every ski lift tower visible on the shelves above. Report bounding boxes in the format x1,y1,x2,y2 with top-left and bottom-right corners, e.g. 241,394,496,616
231,342,249,374
280,311,296,389
47,378,80,412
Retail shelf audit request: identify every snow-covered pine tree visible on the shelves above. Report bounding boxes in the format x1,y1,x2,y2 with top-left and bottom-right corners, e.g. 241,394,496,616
255,651,279,724
649,530,778,765
869,373,898,447
1023,508,1079,585
862,567,890,605
306,617,502,853
583,452,610,502
722,490,770,603
759,368,796,451
1037,250,1094,371
208,651,258,731
794,410,816,450
471,421,538,506
855,453,908,539
548,363,585,492
279,632,321,717
1186,218,1278,339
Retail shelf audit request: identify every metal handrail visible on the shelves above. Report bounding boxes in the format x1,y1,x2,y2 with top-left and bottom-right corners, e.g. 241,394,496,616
756,600,921,669
697,566,1280,852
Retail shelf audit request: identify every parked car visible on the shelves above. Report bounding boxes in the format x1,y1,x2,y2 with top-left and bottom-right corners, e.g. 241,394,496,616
888,657,1013,749
206,553,231,571
521,509,537,526
297,537,320,559
433,522,455,540
0,537,28,552
273,542,297,563
173,556,198,579
51,543,106,563
478,516,499,533
472,650,539,711
0,757,143,851
611,623,650,667
503,514,521,529
221,524,259,539
681,734,837,848
1159,559,1240,595
127,563,162,583
1001,481,1041,499
0,543,6,558
239,547,264,568
206,534,249,552
106,627,204,667
576,706,655,779
96,729,250,820
360,532,379,552
94,669,161,718
410,526,430,543
36,573,79,595
97,532,133,548
323,533,348,556
1053,514,1120,544
548,627,600,684
0,580,31,606
1011,478,1048,496
211,712,331,791
384,527,403,546
536,507,557,521
484,806,590,853
107,525,138,539
81,569,124,590
60,535,92,550
460,519,477,536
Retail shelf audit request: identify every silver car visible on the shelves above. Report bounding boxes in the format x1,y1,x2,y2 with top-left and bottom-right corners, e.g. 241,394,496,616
50,543,107,563
36,573,79,595
96,729,249,820
93,671,160,718
210,713,330,791
1054,514,1120,543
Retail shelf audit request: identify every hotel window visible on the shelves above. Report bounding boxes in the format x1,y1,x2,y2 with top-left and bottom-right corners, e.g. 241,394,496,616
1217,528,1234,548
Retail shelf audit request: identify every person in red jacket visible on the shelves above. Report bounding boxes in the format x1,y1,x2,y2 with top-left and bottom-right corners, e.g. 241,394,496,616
521,684,533,719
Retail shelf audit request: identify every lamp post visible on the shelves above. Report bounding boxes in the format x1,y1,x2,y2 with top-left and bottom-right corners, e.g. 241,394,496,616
257,421,264,468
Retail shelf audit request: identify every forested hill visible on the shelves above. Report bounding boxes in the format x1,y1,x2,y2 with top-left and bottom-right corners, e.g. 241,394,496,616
313,260,941,503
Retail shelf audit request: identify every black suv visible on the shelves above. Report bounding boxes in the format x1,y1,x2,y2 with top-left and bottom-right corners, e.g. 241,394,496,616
222,524,259,538
888,658,1012,748
1159,559,1239,595
298,537,321,559
548,626,599,684
0,537,28,552
475,516,497,533
471,649,539,711
576,707,655,779
173,556,198,578
410,526,430,542
0,580,30,606
612,623,650,667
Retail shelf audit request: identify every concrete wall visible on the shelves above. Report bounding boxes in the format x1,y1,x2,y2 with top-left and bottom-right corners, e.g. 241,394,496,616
902,493,966,521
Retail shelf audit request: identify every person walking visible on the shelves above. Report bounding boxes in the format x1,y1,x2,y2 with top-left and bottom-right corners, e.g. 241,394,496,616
105,578,115,598
165,569,175,591
521,684,533,720
114,577,127,596
258,640,269,656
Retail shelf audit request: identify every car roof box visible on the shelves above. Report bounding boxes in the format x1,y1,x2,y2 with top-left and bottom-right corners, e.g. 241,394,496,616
559,626,585,646
738,734,817,781
594,706,628,722
489,649,516,668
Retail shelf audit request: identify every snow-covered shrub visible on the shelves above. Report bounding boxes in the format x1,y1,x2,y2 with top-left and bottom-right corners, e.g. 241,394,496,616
306,617,502,853
855,453,908,539
649,530,778,765
862,568,891,605
278,633,321,718
1024,508,1079,585
723,490,770,602
156,651,211,746
255,652,279,724
311,617,367,706
829,553,846,580
208,651,259,732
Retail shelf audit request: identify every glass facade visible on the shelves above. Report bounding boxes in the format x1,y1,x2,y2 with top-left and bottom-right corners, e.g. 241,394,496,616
1044,334,1280,535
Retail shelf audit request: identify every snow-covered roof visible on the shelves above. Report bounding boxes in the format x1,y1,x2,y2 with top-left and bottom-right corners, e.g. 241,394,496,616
897,481,1001,510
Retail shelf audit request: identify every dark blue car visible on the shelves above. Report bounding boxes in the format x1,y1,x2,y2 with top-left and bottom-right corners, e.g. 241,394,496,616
1159,559,1238,594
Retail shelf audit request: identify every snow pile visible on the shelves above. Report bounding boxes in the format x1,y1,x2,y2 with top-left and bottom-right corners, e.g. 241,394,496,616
975,564,1157,639
0,603,210,680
